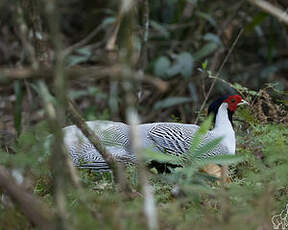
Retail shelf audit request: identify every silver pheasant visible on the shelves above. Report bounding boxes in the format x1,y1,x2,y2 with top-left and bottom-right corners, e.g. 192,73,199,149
63,95,248,171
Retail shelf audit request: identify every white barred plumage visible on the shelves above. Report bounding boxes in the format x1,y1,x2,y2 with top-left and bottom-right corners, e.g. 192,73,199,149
63,95,248,171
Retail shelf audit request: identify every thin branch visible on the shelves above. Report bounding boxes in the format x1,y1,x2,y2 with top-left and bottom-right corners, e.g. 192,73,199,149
21,0,50,66
38,81,92,205
247,0,288,25
195,28,243,124
66,99,119,181
105,17,121,51
119,0,158,229
38,81,69,230
0,66,168,91
64,26,103,56
43,0,70,228
0,165,54,230
136,0,150,70
65,155,84,191
126,107,158,230
14,1,37,68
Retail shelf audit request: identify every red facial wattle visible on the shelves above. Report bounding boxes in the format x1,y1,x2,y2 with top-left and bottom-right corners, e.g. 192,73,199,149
223,95,242,112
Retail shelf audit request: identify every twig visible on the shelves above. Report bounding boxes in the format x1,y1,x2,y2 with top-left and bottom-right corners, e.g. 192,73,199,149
67,99,131,193
66,99,119,181
119,0,158,229
20,0,50,66
195,28,243,124
64,26,103,56
207,74,234,89
105,15,121,51
247,0,288,25
38,81,69,230
0,66,168,91
38,81,91,206
0,165,54,230
43,0,70,229
65,151,84,191
127,108,158,230
207,73,246,98
14,1,37,68
136,0,150,70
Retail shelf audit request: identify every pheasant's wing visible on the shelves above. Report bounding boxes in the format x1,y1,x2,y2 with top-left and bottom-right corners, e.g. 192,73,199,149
63,121,133,171
64,121,130,148
68,143,136,171
200,131,230,158
148,123,199,156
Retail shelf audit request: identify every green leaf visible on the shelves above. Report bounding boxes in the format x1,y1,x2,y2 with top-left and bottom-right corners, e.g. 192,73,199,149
203,33,222,46
167,52,194,78
153,97,193,110
194,42,219,61
67,55,90,67
143,148,181,165
66,47,92,67
154,53,194,79
198,154,246,166
76,47,92,56
150,20,170,38
101,17,116,28
201,59,208,70
196,12,217,28
188,116,213,159
191,137,223,161
244,12,268,34
232,83,258,96
154,56,171,78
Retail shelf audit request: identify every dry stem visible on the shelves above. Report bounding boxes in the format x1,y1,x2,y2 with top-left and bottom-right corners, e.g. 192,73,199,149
66,100,119,180
247,0,288,25
0,165,54,230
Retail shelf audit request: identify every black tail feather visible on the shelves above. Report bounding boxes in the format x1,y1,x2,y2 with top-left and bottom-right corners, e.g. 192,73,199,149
78,162,110,171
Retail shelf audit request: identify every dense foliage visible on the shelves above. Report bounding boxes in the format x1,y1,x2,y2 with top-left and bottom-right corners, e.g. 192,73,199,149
0,0,287,230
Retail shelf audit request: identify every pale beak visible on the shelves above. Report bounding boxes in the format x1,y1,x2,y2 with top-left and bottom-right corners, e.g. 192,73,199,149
238,99,249,106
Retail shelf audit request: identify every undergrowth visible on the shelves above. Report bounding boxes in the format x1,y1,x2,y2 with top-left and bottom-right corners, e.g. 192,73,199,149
0,90,288,230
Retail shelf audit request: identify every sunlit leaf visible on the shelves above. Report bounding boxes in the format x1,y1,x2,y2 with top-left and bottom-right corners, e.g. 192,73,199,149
201,59,208,70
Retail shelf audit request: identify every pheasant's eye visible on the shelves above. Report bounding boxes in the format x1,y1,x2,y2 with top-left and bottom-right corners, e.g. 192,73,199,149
231,99,235,103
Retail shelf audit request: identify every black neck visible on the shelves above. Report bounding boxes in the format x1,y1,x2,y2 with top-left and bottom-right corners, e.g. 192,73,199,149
208,97,234,127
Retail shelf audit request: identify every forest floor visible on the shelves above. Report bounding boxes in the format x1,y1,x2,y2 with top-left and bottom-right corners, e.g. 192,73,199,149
0,87,287,230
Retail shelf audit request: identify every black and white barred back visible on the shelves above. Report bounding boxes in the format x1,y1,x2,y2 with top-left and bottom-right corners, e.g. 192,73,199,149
147,123,229,158
64,121,229,171
64,121,134,170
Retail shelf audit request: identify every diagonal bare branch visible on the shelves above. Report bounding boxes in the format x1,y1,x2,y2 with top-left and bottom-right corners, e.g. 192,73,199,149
0,66,168,91
0,165,54,230
66,99,119,179
247,0,288,25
